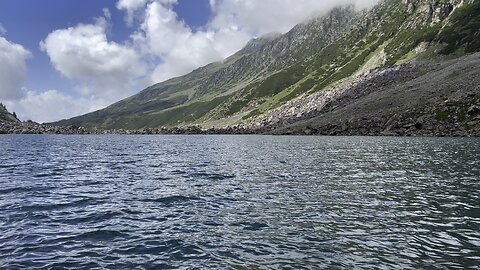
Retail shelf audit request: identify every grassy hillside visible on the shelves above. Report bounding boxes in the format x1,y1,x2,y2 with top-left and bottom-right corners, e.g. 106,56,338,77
54,0,480,130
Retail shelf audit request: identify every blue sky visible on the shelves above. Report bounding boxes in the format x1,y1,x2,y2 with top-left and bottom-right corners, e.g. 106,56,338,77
0,0,378,122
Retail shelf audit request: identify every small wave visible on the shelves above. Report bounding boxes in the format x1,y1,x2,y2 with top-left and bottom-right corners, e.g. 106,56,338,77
190,172,236,180
20,198,97,212
0,186,50,195
231,221,269,231
33,172,63,178
77,229,128,241
142,195,201,205
114,243,169,255
60,210,121,225
0,163,31,168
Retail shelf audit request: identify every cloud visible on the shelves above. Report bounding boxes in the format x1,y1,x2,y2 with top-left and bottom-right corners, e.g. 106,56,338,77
24,13,148,123
209,0,380,35
103,8,112,20
0,36,31,101
135,1,249,82
40,17,145,100
4,90,109,123
116,0,149,25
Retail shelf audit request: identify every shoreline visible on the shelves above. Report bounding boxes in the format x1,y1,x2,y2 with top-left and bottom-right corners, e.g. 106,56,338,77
1,120,478,137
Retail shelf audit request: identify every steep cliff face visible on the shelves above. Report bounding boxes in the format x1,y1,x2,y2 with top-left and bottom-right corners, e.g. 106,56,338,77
53,0,480,130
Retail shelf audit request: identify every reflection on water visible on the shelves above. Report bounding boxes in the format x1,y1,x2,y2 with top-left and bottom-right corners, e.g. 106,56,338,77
0,135,479,269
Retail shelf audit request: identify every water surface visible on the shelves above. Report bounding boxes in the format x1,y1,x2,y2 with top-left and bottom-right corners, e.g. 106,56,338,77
0,135,479,269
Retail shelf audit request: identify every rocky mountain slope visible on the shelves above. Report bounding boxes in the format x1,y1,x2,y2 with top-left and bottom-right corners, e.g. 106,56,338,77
0,103,19,122
53,0,480,135
245,53,480,136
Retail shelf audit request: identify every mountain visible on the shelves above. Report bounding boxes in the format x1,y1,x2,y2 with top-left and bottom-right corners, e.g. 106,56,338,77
53,0,480,133
0,103,19,122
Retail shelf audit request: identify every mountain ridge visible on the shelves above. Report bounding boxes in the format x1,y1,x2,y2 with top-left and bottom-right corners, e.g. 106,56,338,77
52,0,480,134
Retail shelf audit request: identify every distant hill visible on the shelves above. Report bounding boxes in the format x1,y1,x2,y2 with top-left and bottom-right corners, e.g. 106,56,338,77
53,0,480,133
0,103,19,122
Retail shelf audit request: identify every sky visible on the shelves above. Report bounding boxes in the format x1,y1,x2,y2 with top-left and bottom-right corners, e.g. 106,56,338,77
0,0,379,123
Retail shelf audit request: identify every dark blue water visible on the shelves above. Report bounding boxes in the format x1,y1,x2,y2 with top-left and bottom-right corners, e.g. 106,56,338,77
0,135,479,269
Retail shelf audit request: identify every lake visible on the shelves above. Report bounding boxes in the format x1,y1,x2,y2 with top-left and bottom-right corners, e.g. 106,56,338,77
0,135,479,269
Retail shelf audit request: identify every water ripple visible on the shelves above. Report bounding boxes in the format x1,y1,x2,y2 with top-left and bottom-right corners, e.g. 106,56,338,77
0,135,479,269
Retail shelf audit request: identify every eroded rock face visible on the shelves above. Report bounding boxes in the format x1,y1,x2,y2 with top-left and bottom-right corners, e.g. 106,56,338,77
415,42,430,53
404,0,467,23
423,4,433,17
433,3,454,23
402,0,416,14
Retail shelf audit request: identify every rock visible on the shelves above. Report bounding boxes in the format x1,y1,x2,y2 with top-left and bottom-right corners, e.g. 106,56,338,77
467,105,480,115
415,42,430,54
407,3,416,14
432,4,454,24
303,128,314,135
423,4,433,17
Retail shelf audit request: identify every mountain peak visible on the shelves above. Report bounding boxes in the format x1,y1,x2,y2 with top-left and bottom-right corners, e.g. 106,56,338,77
243,33,282,52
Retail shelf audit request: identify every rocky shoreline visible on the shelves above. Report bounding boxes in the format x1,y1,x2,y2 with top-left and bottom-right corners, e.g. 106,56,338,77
0,120,256,135
1,117,479,137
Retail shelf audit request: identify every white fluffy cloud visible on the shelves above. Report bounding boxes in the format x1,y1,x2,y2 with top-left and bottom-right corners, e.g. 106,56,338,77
5,14,147,123
134,1,250,82
0,36,31,101
40,17,145,100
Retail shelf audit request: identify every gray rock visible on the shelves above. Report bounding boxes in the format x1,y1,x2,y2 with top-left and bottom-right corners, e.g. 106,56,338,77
467,105,480,115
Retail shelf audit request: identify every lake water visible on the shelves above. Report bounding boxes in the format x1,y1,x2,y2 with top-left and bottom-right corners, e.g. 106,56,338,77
0,135,479,269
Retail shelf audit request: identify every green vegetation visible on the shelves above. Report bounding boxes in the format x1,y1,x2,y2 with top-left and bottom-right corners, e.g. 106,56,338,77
396,50,418,65
437,1,480,54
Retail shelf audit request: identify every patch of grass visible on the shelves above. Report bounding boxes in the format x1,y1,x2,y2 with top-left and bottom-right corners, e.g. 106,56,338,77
279,78,316,103
144,95,231,127
396,49,417,64
243,109,262,120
